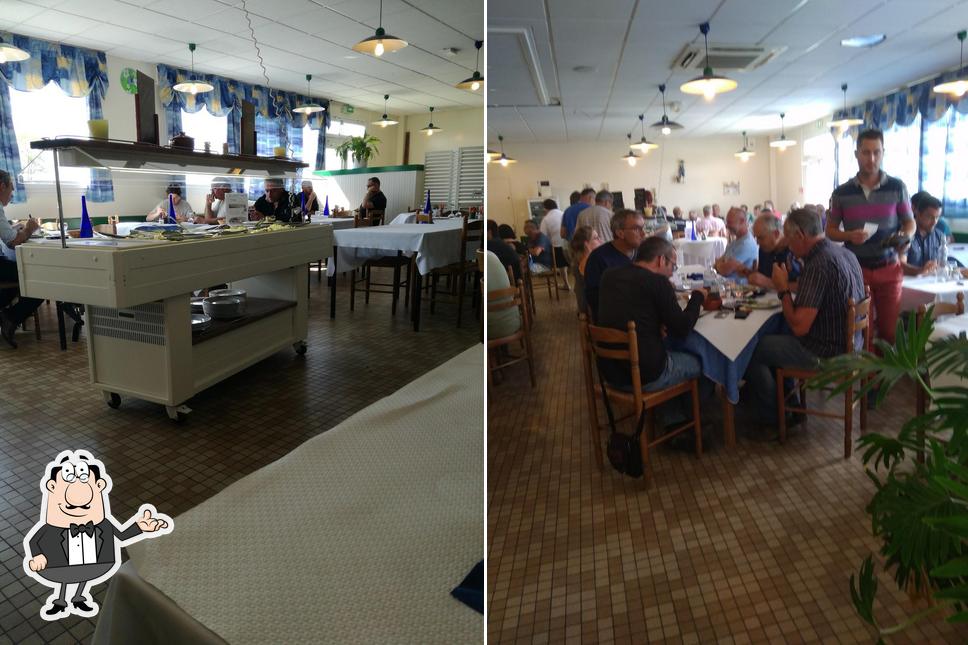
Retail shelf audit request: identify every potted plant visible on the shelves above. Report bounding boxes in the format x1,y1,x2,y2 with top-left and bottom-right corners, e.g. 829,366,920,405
334,134,381,168
812,311,968,641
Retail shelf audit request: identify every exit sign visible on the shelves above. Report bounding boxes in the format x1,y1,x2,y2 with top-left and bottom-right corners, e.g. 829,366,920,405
341,104,355,114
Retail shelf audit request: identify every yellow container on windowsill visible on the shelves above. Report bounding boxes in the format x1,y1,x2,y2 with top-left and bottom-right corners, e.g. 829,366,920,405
88,119,109,140
273,146,286,158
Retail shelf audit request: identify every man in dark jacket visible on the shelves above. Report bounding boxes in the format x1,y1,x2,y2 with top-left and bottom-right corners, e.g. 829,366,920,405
598,236,705,390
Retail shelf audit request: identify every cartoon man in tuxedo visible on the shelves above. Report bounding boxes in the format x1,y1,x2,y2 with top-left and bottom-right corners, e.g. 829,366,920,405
22,450,173,620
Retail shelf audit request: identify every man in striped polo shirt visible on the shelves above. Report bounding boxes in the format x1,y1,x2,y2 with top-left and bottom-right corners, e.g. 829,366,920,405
827,129,914,345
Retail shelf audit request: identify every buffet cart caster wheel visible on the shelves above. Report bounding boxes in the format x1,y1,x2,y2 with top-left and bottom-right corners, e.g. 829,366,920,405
105,392,121,409
293,341,308,355
166,405,191,423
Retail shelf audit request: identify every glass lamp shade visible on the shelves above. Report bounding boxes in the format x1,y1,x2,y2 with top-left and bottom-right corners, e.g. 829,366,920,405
0,42,30,63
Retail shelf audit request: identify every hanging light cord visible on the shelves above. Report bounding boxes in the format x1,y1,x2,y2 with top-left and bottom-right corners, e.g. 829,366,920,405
240,0,270,89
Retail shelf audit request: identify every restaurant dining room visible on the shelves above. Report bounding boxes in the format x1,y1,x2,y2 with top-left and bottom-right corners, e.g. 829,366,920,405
0,0,485,643
486,0,968,643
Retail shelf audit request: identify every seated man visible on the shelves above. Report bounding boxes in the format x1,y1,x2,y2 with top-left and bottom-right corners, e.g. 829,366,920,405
583,209,646,318
744,208,865,437
695,205,726,238
299,180,320,214
598,236,705,392
713,207,759,280
253,178,299,222
359,176,387,221
523,220,553,273
202,178,232,224
902,192,947,276
487,220,522,282
741,212,800,289
147,184,195,222
0,170,43,348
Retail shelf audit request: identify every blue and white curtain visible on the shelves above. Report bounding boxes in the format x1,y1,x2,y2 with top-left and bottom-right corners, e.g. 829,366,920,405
831,64,968,216
0,32,113,202
156,64,329,200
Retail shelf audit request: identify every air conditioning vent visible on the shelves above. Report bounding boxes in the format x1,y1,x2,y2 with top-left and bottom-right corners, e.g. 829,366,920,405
673,43,787,71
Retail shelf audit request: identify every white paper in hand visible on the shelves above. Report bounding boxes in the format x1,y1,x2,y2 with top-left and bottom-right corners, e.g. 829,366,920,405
863,222,879,237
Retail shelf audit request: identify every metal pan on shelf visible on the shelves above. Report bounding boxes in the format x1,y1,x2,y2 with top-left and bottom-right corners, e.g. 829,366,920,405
202,296,246,319
191,313,212,332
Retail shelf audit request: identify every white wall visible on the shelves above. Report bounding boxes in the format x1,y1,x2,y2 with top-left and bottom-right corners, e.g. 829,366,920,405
487,135,775,229
402,107,484,166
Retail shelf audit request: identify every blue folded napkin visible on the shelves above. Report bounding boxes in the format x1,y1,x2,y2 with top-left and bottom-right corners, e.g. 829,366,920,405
451,560,484,614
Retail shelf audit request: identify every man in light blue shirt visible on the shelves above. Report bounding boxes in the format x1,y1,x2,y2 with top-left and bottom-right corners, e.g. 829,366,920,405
714,206,759,280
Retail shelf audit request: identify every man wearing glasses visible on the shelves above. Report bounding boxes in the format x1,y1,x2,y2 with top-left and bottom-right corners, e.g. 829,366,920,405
598,236,706,392
360,176,387,221
582,209,646,318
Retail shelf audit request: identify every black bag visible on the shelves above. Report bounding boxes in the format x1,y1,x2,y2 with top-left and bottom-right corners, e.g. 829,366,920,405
598,362,647,479
607,429,643,478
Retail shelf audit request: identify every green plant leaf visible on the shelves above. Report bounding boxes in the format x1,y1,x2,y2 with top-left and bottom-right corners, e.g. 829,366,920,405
850,555,878,627
930,556,968,578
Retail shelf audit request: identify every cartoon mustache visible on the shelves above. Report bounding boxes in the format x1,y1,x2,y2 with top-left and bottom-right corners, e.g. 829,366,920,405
64,504,91,510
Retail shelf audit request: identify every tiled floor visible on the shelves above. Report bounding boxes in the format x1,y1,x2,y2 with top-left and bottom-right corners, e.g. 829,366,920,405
0,269,478,644
487,291,968,644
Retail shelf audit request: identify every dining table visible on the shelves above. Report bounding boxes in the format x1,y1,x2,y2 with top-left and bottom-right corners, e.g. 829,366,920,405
327,218,474,331
667,266,786,446
673,237,727,268
900,273,967,312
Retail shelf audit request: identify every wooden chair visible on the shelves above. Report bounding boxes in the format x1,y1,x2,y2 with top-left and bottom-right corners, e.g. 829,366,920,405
415,212,433,224
0,282,41,341
487,280,535,389
578,314,702,485
914,292,965,461
354,209,384,228
776,291,872,458
529,246,560,302
476,249,485,338
429,216,484,327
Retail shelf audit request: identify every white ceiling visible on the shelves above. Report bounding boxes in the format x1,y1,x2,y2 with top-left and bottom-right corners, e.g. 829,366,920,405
488,0,968,142
1,0,485,115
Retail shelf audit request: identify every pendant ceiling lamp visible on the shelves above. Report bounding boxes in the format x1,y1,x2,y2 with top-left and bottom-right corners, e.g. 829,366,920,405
486,149,501,161
828,83,864,130
630,114,658,152
769,113,797,150
734,131,755,161
650,84,683,135
421,106,442,136
456,40,484,91
293,74,325,114
933,30,968,98
622,134,641,166
372,94,398,127
680,22,737,101
491,135,516,166
352,0,408,57
0,38,30,63
173,43,214,95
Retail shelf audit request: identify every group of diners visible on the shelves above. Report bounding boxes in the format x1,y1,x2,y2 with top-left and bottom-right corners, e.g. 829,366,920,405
144,178,328,224
490,127,967,439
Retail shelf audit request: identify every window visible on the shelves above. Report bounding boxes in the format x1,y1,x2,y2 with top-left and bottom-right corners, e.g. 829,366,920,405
802,132,836,206
324,119,366,170
181,109,228,185
300,125,319,171
882,113,921,192
836,131,856,186
922,107,951,199
10,82,90,186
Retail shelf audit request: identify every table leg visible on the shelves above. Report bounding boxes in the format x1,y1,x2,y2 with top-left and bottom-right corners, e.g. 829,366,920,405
392,251,402,315
720,385,736,448
329,247,338,319
411,271,423,332
56,301,67,351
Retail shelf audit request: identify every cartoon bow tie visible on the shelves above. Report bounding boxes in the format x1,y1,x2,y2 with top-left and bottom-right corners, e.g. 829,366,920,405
69,521,95,538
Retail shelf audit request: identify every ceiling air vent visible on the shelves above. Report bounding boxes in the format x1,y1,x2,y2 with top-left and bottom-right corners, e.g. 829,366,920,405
673,43,787,71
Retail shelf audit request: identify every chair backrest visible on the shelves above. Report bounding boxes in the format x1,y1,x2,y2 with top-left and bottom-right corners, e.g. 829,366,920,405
416,212,433,224
93,223,116,235
488,279,529,332
367,209,385,226
583,317,643,396
476,248,485,273
917,291,965,325
846,288,872,353
461,218,485,263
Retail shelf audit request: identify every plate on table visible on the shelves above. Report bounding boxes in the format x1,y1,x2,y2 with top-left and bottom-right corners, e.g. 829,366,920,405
738,297,781,310
191,313,212,332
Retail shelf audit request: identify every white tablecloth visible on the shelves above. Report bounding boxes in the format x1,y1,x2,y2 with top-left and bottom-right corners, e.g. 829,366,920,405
307,216,355,230
390,213,465,226
900,275,967,312
674,238,727,268
92,345,484,645
693,307,781,362
948,244,968,268
328,219,468,276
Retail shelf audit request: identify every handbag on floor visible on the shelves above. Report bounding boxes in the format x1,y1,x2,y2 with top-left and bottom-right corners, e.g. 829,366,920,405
598,364,646,478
